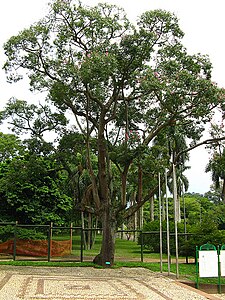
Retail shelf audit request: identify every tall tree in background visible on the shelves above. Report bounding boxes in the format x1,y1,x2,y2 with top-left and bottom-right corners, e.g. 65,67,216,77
3,0,224,266
206,123,225,202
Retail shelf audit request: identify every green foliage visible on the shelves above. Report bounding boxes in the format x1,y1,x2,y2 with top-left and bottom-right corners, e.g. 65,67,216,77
0,134,73,225
0,226,46,243
1,98,68,138
205,123,225,202
181,194,214,225
141,214,225,257
141,194,225,257
140,220,188,254
0,132,24,161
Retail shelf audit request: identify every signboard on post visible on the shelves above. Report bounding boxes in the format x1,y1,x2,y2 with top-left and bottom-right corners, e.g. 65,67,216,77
199,250,218,277
196,243,220,293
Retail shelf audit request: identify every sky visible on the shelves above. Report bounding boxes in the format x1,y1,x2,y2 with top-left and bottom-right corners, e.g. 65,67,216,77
1,0,225,194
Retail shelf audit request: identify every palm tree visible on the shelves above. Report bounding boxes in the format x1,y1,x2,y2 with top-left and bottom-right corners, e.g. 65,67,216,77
153,127,190,222
206,150,225,203
206,123,225,203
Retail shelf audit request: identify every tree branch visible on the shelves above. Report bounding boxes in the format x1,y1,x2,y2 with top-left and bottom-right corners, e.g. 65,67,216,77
175,136,225,163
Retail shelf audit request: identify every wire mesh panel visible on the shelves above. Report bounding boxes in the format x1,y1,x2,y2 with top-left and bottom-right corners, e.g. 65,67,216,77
14,224,50,261
115,230,142,262
51,226,82,262
82,229,102,262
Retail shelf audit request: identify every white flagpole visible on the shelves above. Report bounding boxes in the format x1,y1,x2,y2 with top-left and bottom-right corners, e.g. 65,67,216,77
173,163,179,279
165,168,171,275
159,172,163,273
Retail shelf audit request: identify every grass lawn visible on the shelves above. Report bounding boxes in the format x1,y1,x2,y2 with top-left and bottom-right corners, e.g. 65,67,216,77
66,233,167,260
80,235,169,261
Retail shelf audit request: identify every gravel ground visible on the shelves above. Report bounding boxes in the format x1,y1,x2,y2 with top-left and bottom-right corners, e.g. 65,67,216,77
0,265,223,300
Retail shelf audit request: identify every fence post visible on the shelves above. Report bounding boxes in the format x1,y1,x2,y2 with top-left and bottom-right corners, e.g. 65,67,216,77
218,245,221,294
140,231,143,262
80,227,83,262
48,222,53,262
195,246,199,289
70,222,73,254
13,221,18,261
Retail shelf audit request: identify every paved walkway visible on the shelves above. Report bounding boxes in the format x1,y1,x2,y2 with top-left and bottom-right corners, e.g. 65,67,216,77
0,265,223,300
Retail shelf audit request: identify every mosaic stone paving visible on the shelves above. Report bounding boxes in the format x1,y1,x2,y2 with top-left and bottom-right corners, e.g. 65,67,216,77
0,274,169,300
0,267,219,300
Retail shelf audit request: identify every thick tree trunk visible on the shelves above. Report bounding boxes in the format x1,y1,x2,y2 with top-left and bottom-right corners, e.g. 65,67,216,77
93,208,116,266
93,114,116,266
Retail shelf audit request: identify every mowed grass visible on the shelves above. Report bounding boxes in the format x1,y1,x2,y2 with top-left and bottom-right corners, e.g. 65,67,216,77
53,232,176,261
60,232,163,258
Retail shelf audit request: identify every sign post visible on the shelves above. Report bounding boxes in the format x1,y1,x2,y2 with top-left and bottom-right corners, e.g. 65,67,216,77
196,243,221,293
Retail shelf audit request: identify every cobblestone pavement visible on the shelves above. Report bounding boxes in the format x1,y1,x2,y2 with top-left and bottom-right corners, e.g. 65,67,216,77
0,265,223,300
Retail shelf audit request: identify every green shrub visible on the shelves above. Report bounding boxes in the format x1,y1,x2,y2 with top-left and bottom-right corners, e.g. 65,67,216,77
0,225,46,242
0,226,15,242
139,219,225,257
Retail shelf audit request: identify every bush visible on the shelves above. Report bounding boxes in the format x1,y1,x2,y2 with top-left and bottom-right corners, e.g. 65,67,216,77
0,225,46,242
139,220,225,257
139,221,187,254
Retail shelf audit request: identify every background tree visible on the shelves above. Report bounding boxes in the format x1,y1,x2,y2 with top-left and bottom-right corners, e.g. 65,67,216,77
3,0,225,266
0,134,72,224
206,123,225,202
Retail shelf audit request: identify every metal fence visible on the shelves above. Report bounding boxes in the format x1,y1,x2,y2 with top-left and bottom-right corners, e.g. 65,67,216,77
0,223,196,263
0,223,84,262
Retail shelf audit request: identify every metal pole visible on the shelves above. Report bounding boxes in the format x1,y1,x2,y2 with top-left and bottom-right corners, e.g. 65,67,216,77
196,246,199,289
182,183,187,236
159,173,163,273
48,222,53,262
13,221,18,261
80,227,84,262
218,245,221,294
70,222,73,254
173,164,179,279
165,169,171,275
140,231,143,262
182,183,188,263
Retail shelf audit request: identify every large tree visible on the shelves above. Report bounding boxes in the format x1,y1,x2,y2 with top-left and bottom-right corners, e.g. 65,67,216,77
3,0,224,265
